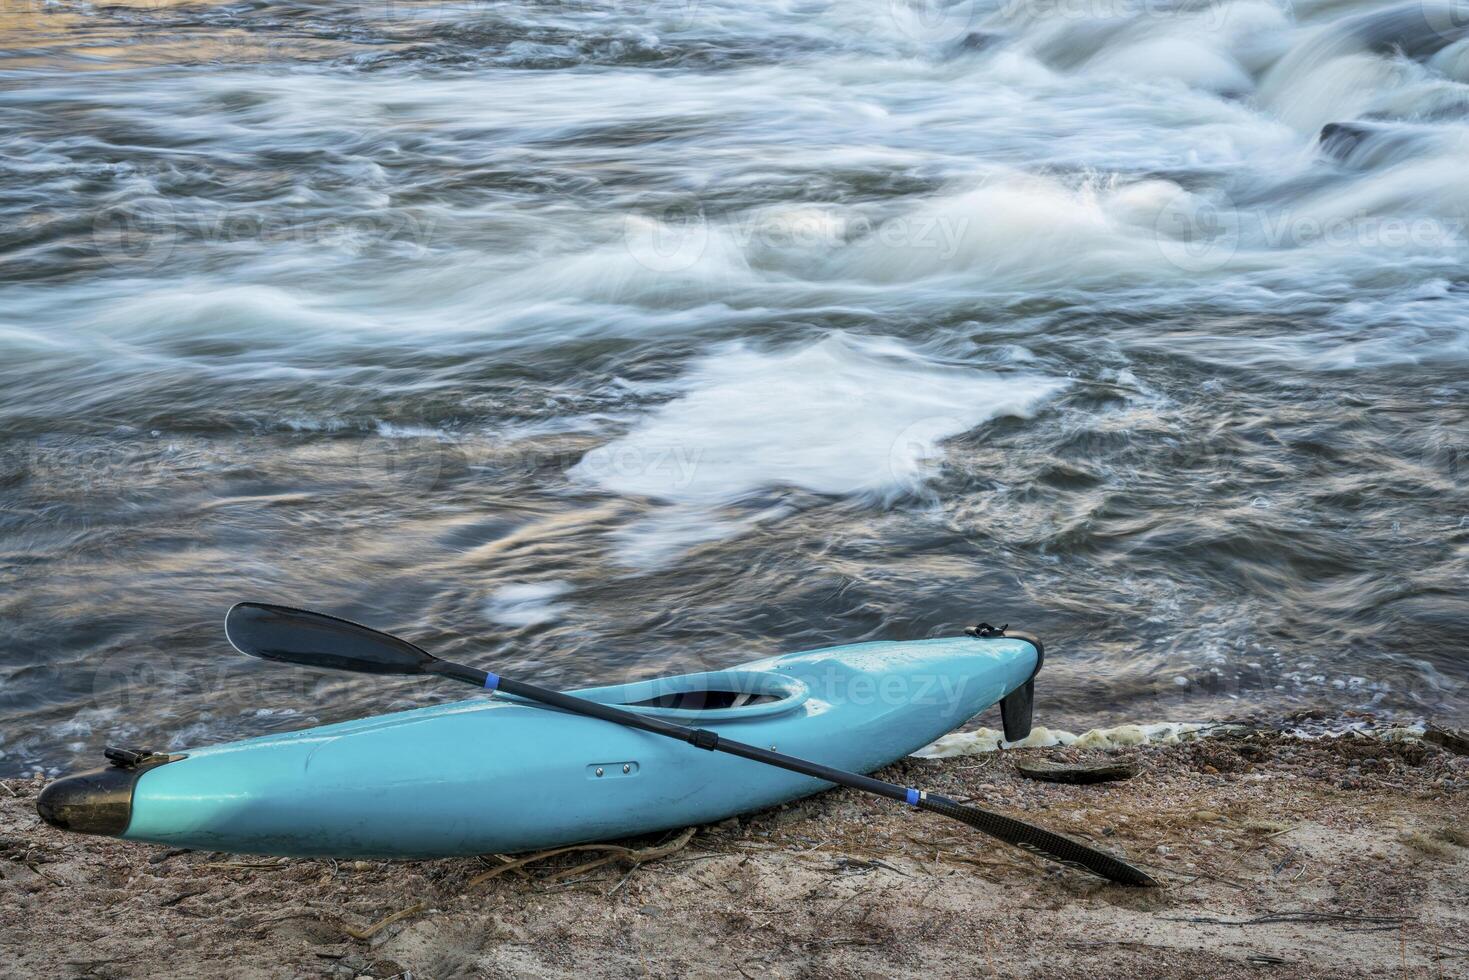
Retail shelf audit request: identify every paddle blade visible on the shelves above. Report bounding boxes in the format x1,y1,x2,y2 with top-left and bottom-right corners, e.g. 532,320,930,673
918,794,1157,886
225,602,437,675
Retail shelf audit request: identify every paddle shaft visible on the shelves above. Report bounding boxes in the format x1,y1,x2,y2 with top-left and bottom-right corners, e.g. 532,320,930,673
442,663,907,800
435,662,1156,886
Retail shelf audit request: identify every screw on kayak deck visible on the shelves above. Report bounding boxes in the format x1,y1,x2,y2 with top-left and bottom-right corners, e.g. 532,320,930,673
595,767,604,777
622,764,631,774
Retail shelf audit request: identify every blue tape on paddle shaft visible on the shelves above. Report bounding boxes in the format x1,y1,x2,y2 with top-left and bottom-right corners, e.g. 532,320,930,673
905,788,920,806
484,672,500,692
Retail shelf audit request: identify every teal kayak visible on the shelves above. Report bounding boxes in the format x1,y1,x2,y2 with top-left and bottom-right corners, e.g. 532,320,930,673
38,632,1040,858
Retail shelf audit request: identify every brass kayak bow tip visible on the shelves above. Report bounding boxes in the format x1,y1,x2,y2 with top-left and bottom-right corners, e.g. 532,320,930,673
36,747,182,838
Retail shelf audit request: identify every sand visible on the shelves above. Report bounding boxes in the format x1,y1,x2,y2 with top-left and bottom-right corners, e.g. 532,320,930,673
2,727,1466,979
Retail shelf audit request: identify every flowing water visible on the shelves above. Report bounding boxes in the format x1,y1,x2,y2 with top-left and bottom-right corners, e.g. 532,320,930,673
1,0,1467,775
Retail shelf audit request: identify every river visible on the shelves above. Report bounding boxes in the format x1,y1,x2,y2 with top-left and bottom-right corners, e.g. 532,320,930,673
1,0,1466,774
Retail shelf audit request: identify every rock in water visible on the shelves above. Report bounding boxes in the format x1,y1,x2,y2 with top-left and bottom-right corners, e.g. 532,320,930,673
1424,725,1469,756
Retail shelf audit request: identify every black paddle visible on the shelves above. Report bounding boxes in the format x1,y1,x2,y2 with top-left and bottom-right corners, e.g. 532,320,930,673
224,602,1157,886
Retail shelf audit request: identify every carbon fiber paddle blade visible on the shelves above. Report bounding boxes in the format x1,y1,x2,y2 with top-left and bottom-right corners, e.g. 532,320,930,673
225,602,437,676
919,794,1157,886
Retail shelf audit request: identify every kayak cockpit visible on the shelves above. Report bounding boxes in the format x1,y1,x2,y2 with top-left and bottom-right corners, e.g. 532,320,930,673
575,669,811,722
627,689,781,710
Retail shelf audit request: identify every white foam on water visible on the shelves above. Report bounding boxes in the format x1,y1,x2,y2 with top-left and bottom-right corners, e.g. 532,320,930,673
1067,0,1292,94
1282,153,1469,237
375,421,453,440
1259,27,1453,134
568,334,1065,564
574,334,1065,505
49,706,122,739
913,719,1447,759
832,172,1275,290
5,13,1463,377
914,721,1213,757
84,283,382,344
484,581,574,627
514,217,759,308
1086,35,1256,95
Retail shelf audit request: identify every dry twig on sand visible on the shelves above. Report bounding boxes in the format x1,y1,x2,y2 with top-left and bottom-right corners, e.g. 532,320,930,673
1161,911,1409,928
345,902,427,940
467,826,697,888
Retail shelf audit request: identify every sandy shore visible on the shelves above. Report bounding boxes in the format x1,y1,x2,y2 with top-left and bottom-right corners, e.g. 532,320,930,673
2,727,1466,979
